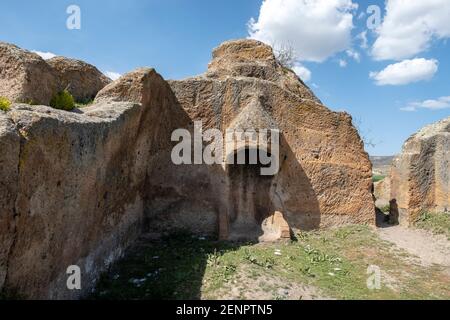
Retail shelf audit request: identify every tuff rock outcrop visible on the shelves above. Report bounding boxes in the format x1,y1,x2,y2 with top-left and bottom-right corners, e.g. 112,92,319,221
390,116,450,225
47,56,111,102
0,42,110,105
168,39,375,240
0,68,188,299
0,39,375,299
0,42,58,105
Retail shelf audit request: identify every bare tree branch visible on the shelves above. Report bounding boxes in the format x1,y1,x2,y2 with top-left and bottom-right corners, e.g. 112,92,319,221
272,41,296,69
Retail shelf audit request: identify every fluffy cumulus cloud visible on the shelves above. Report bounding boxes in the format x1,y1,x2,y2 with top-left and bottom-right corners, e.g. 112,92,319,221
401,96,450,112
292,63,312,82
372,0,450,61
105,71,122,81
248,0,358,62
369,58,438,86
32,50,56,60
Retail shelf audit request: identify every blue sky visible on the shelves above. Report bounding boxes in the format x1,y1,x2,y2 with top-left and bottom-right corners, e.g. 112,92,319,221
1,0,449,156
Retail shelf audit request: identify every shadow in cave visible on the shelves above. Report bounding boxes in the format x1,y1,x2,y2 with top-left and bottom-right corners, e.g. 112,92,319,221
92,132,322,300
91,231,249,300
376,199,399,228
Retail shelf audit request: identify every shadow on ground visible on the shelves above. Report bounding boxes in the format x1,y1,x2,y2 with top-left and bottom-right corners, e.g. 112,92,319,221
90,231,247,300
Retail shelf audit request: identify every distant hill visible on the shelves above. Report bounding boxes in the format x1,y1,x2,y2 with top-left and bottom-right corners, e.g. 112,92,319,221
370,156,396,177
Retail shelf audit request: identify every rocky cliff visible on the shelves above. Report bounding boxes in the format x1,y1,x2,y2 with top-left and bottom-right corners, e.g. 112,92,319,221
0,68,188,299
391,117,450,225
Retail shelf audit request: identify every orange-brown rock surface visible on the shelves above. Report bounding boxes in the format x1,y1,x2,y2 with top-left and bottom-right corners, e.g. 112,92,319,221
390,116,450,225
168,39,375,240
0,68,187,299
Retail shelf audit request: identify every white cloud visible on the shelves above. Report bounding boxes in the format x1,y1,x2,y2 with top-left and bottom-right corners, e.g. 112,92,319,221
372,0,450,61
339,59,347,67
248,0,358,62
346,49,360,62
105,71,122,81
292,63,312,82
369,58,438,86
357,31,368,49
402,96,450,111
32,50,56,60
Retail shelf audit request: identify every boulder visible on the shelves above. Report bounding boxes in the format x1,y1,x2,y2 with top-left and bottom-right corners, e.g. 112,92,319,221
390,116,450,225
0,42,58,105
47,56,111,103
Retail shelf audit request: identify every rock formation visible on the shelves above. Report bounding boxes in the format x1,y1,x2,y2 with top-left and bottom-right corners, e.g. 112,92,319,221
47,56,111,103
0,42,110,105
168,39,375,240
0,68,188,299
0,42,58,105
0,39,375,299
390,116,450,225
374,177,391,209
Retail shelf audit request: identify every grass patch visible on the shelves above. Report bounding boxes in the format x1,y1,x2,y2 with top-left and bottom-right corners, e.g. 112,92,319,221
373,175,386,183
416,212,450,240
0,97,11,112
75,97,95,108
91,225,450,300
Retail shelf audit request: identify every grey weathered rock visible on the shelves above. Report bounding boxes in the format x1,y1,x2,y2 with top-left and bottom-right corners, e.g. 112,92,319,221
0,113,20,290
0,42,58,105
0,42,110,106
390,116,450,225
47,56,111,102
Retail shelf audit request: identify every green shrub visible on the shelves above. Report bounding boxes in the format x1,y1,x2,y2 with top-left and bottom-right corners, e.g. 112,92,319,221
0,97,11,112
373,175,385,183
50,90,75,111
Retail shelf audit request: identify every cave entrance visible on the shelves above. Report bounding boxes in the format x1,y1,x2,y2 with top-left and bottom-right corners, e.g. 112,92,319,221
226,147,274,241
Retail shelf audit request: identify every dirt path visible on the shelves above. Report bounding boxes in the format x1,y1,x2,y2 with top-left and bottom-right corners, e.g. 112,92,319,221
377,225,450,268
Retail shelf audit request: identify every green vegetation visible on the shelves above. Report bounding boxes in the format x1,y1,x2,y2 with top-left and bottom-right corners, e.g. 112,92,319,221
0,97,11,112
379,204,391,213
91,225,450,300
373,175,386,183
50,90,75,111
416,212,450,240
75,99,94,108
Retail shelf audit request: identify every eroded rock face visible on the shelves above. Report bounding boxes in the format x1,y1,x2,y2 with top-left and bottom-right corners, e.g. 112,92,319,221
374,177,391,209
0,113,20,290
0,42,58,105
0,69,188,299
391,117,450,225
168,39,375,240
47,56,111,102
0,42,110,105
